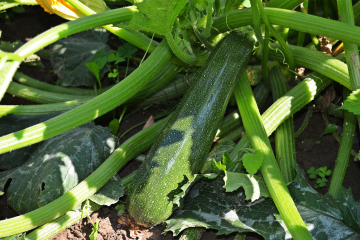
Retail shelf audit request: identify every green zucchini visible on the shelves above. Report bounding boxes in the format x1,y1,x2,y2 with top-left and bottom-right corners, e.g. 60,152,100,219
127,32,254,227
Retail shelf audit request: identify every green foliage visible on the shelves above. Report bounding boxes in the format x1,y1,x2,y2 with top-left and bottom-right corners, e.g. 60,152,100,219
320,123,338,138
241,148,264,177
114,204,126,216
89,219,99,240
339,89,360,115
109,119,119,135
165,166,360,239
0,122,117,214
307,166,332,188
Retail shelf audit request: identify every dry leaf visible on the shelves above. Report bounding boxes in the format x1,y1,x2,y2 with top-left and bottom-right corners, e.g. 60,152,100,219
143,116,154,129
319,36,332,55
317,87,336,111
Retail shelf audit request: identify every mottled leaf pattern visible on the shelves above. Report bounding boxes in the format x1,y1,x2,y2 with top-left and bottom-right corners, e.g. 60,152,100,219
0,113,60,170
50,30,111,86
166,166,360,239
0,122,117,214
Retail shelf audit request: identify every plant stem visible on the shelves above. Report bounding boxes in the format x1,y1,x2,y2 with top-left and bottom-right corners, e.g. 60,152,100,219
216,81,270,139
255,0,295,81
266,0,304,10
269,66,296,184
212,7,360,47
337,0,360,129
294,109,312,138
7,81,92,103
0,40,173,154
0,115,171,237
267,43,350,89
328,88,357,198
250,0,263,44
0,7,137,102
230,70,331,163
234,70,312,240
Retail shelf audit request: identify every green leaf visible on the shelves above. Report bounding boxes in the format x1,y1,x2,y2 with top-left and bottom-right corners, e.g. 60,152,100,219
122,0,188,36
242,151,263,177
50,30,111,86
91,51,107,69
339,89,360,115
223,171,270,201
165,166,360,239
89,174,124,206
89,218,99,240
0,113,60,170
117,43,137,59
114,204,126,216
85,62,100,83
307,167,315,174
325,170,332,176
319,172,325,178
319,166,327,173
107,52,117,62
321,124,337,136
0,122,117,214
243,0,251,8
108,69,119,79
108,119,119,135
201,140,236,174
309,173,317,179
319,182,326,187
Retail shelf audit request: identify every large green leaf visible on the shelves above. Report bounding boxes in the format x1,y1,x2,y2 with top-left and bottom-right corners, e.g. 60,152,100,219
165,167,360,239
50,30,111,86
89,174,124,206
339,89,360,115
0,122,117,214
0,113,60,170
123,0,188,36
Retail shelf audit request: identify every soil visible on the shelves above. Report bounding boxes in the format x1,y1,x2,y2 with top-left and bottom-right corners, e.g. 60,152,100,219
1,5,360,240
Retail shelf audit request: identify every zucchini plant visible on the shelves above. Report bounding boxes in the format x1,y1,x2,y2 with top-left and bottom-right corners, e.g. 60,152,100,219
1,0,360,239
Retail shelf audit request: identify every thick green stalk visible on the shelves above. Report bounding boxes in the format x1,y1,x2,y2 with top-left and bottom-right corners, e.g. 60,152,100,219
262,27,270,86
25,171,136,240
235,70,312,239
0,100,87,117
267,43,350,89
266,0,304,10
216,81,270,139
212,8,360,47
0,7,137,102
0,115,171,237
0,40,173,154
250,0,263,44
0,70,190,117
337,0,360,129
14,71,108,96
230,71,331,163
6,81,92,103
328,88,356,198
25,202,101,240
269,66,296,184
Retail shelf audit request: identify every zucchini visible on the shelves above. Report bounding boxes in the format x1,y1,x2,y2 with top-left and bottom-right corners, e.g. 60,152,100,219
127,32,254,227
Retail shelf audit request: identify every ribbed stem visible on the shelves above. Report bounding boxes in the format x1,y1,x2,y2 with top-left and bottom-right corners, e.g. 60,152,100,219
328,88,356,198
235,70,312,240
269,66,296,184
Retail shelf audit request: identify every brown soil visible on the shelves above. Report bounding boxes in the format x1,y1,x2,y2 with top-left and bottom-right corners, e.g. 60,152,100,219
1,6,360,240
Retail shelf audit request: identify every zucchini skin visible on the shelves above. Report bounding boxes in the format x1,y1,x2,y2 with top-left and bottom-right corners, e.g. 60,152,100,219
127,32,254,227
